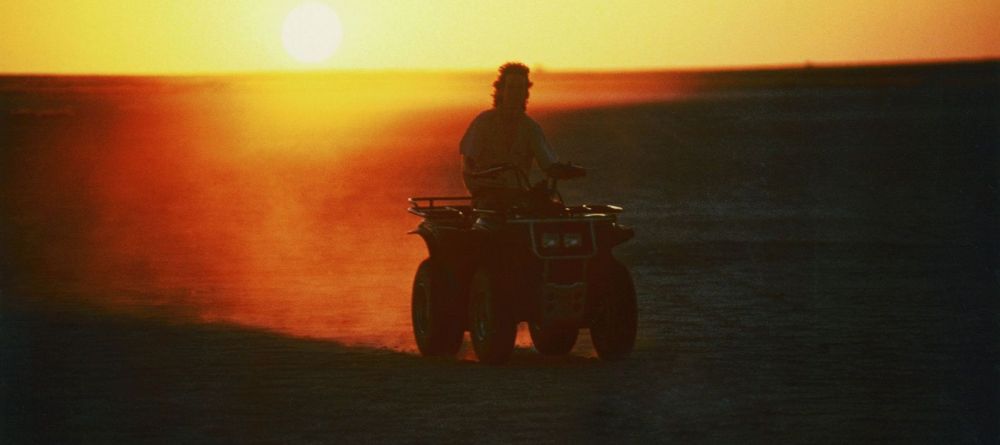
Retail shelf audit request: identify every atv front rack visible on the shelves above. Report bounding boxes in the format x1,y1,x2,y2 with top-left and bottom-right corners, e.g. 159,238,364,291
561,204,624,216
408,196,625,221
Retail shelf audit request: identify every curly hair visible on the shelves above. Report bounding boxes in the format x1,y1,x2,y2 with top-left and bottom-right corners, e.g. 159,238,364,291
491,62,533,109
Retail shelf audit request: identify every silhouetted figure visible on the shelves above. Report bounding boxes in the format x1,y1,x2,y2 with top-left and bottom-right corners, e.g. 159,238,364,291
460,62,560,209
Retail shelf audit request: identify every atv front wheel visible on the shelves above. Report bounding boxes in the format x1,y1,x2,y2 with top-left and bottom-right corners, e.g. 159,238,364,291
468,265,516,364
412,259,464,356
529,322,578,355
589,259,637,360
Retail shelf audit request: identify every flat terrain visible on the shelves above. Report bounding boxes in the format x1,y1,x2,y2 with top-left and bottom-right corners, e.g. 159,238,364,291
2,62,998,443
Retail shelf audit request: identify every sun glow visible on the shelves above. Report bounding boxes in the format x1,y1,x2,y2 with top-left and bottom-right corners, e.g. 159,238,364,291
1,2,998,75
282,1,343,64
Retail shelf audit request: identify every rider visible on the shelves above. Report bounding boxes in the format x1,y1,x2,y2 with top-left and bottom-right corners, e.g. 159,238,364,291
460,62,560,210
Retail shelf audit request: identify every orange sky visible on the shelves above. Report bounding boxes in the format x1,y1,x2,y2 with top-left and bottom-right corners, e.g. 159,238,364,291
1,0,997,74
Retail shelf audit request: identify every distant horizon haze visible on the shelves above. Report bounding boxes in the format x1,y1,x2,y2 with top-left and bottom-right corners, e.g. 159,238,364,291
1,56,997,78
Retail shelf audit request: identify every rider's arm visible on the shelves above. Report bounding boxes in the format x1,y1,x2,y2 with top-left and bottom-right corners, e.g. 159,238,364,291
526,118,559,171
461,112,496,193
460,111,490,159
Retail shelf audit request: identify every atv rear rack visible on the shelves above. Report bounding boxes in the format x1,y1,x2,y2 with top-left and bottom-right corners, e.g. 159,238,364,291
407,196,473,220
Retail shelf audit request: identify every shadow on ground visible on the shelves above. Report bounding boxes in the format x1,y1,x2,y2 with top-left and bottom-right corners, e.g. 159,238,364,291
1,295,647,443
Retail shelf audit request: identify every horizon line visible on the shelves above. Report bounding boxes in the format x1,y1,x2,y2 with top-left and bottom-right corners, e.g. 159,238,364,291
1,56,996,78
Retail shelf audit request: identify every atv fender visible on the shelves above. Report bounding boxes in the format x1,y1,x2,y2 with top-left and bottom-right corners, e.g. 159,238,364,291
408,222,439,258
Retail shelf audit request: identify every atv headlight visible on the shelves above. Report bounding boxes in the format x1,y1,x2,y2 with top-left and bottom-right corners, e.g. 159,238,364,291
542,233,560,248
563,233,583,248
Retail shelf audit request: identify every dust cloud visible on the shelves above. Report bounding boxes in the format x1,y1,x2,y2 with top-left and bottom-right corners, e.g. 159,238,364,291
1,72,675,351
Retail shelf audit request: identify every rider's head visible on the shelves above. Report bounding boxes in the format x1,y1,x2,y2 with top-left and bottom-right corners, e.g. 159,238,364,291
492,62,532,112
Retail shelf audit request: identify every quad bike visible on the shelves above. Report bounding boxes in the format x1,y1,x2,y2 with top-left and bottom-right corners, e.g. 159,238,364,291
407,163,636,364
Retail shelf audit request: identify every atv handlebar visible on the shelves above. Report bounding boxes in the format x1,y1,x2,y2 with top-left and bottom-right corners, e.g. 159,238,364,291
468,162,586,181
467,163,518,178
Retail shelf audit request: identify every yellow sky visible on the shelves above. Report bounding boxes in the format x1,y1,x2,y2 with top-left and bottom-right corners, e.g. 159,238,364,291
1,0,997,74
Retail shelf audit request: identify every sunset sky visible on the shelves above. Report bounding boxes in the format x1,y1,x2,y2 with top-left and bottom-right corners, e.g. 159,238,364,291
1,0,997,74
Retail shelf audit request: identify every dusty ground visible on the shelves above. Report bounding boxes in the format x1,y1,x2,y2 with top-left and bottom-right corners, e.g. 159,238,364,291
2,63,998,443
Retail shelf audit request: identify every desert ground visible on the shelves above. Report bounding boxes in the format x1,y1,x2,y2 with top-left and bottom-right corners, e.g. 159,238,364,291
2,62,997,443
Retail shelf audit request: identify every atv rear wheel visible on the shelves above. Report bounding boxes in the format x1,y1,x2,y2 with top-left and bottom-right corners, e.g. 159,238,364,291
468,265,517,364
529,322,578,355
589,259,637,361
412,259,464,356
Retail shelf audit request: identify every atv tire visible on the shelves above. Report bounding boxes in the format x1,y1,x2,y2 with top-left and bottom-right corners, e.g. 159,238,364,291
529,322,578,355
468,265,517,364
589,259,637,361
412,259,464,356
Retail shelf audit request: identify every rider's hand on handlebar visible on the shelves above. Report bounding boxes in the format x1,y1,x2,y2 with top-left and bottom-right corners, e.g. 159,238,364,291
546,162,586,180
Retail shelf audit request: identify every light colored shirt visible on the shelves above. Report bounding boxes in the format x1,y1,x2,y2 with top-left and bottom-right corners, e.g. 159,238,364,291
460,109,559,193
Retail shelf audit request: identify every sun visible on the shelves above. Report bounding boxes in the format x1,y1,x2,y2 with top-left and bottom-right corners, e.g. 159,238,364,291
282,1,343,64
